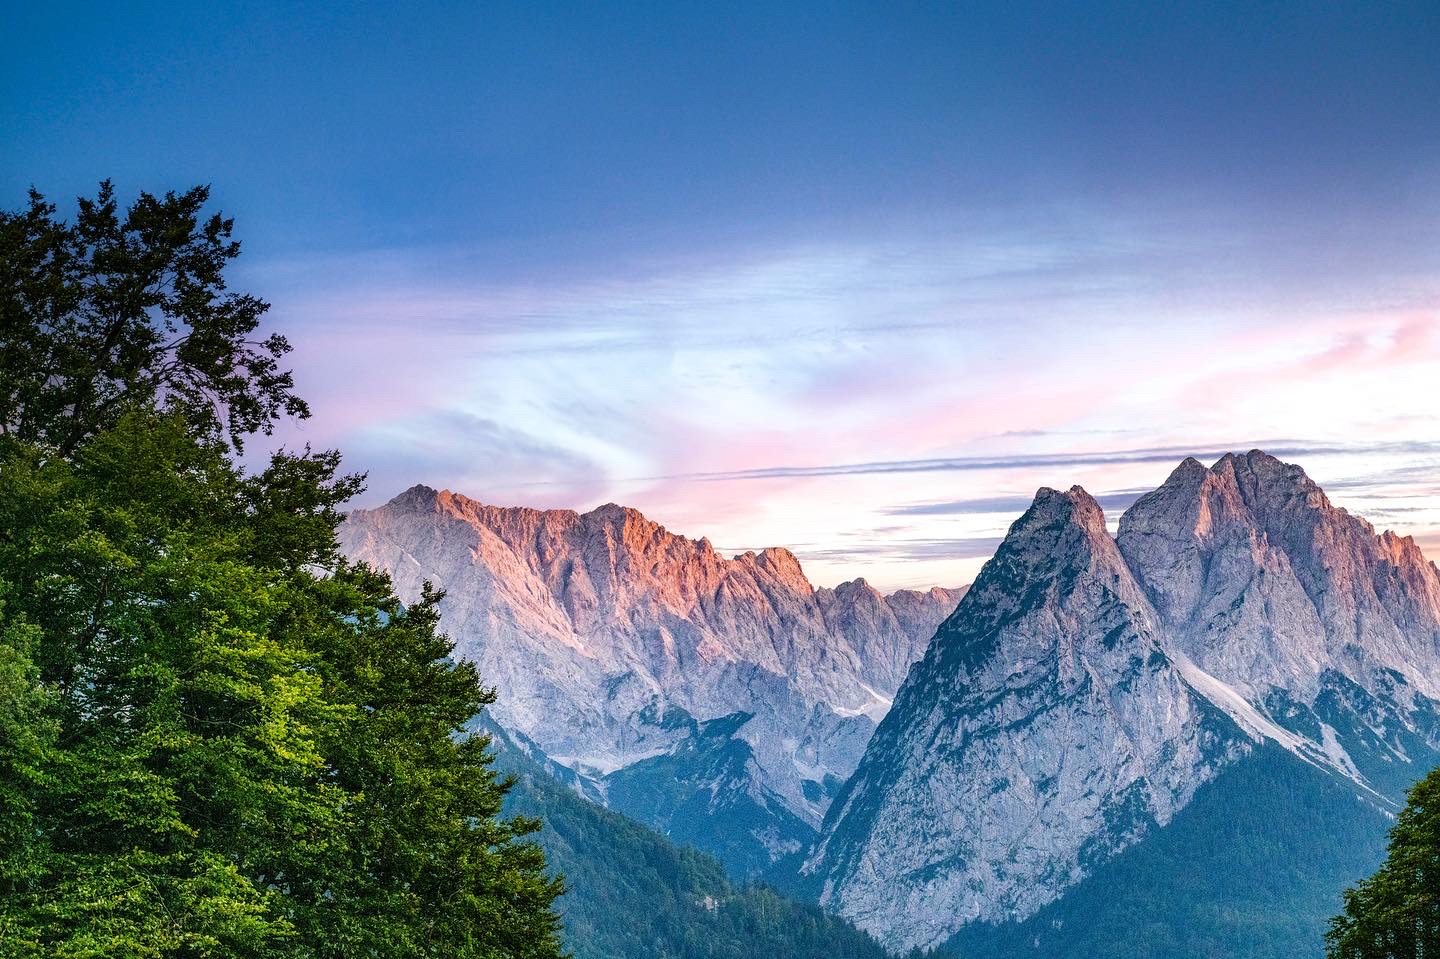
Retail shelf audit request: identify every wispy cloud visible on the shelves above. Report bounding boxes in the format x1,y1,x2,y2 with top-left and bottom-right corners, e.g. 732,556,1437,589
886,489,1150,517
251,216,1440,591
631,440,1440,485
345,409,617,509
793,537,1009,563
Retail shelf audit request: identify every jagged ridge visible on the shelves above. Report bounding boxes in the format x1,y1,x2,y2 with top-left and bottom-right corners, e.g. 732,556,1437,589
338,487,964,874
807,451,1440,952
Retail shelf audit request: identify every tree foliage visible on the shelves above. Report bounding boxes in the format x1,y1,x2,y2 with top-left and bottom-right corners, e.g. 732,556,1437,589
0,184,563,957
1327,767,1440,959
0,181,307,455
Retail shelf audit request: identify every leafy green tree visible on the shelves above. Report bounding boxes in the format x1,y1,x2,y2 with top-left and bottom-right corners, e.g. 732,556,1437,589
0,184,564,958
0,598,54,951
0,180,306,455
1327,768,1440,959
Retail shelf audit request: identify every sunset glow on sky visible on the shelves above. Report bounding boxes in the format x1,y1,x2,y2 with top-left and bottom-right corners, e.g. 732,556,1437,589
6,2,1438,589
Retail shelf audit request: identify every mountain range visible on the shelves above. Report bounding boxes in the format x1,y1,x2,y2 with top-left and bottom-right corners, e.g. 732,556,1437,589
806,451,1440,954
338,451,1440,957
338,487,963,875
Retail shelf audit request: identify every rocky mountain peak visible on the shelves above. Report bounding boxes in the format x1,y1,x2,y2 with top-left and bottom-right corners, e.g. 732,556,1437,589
1030,483,1105,521
826,577,881,604
387,482,442,510
961,484,1123,613
809,450,1440,952
921,481,1156,683
1119,450,1440,699
808,471,1235,950
1009,484,1107,547
748,546,811,590
1216,446,1318,490
1380,528,1425,565
584,501,651,530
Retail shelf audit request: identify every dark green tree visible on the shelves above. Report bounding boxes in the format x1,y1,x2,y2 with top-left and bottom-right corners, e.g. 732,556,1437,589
0,184,564,958
1327,768,1440,959
0,180,307,455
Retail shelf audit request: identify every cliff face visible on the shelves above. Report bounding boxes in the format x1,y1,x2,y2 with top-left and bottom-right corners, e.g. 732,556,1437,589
1117,452,1440,704
807,452,1440,951
338,487,962,872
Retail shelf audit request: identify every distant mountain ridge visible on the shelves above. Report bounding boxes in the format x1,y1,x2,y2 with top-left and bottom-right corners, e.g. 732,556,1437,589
806,451,1440,954
338,487,963,874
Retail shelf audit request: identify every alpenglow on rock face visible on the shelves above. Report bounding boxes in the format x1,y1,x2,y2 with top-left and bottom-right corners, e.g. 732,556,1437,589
806,451,1440,952
338,486,963,874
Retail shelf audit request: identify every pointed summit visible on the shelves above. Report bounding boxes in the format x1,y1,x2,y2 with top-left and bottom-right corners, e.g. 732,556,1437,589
1118,454,1256,623
811,451,1440,951
1213,449,1326,515
1119,450,1440,700
387,483,442,509
1027,483,1106,524
958,485,1117,623
808,474,1237,951
755,545,806,578
1005,485,1110,555
813,576,966,699
585,501,646,523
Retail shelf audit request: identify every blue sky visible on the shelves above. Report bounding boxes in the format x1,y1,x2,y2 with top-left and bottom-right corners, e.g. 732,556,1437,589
6,1,1439,587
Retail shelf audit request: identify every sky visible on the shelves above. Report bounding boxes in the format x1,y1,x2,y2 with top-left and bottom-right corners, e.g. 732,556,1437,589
5,1,1440,589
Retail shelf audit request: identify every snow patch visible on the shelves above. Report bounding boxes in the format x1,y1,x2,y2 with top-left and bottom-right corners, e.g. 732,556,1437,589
549,748,670,777
1171,652,1388,800
831,681,894,721
1318,721,1363,781
1170,650,1309,752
